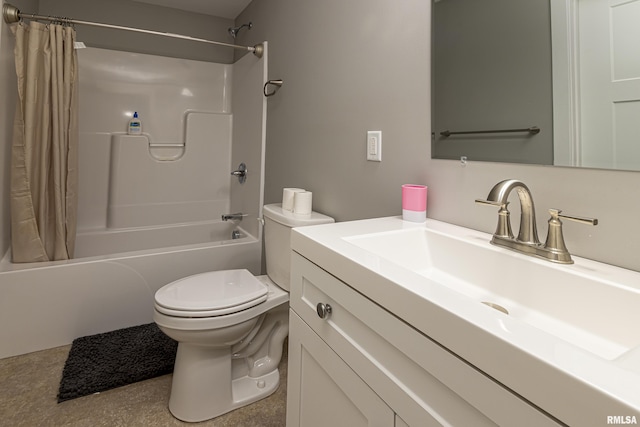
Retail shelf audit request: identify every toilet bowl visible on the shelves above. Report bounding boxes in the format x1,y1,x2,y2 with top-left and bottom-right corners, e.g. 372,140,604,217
153,203,334,422
154,272,289,422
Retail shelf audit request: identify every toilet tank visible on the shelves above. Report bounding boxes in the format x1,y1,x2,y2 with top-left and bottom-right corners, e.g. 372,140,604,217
262,203,334,291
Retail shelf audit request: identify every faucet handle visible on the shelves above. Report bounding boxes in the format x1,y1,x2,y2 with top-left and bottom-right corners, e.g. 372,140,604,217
544,209,598,264
474,199,504,208
550,209,598,226
475,199,514,239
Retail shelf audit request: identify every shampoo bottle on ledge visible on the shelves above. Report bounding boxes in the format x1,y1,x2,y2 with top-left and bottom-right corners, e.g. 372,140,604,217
128,112,142,134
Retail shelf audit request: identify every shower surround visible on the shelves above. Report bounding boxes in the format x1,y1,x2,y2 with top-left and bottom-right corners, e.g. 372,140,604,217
0,46,267,358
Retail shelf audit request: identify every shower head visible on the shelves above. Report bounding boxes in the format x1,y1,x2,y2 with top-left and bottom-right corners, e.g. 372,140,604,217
228,22,252,39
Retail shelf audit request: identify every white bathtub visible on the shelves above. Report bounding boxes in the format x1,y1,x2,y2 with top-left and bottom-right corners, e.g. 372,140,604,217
0,221,261,359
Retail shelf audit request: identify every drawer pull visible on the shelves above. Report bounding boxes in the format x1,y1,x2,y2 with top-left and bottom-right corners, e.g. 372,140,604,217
316,302,332,319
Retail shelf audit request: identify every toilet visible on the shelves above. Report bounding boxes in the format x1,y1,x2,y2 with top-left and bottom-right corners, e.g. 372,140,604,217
153,203,334,422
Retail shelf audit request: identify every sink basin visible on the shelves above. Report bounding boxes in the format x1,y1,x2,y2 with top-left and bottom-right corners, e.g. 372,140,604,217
344,225,640,361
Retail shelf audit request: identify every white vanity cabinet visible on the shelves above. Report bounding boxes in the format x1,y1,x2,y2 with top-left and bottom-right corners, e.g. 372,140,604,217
287,312,396,426
286,252,563,427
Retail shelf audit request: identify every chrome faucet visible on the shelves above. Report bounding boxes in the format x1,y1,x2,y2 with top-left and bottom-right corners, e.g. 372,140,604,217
221,212,246,222
476,179,598,264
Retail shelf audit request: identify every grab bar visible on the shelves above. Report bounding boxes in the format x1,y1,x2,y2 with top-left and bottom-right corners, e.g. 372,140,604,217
440,126,540,137
148,143,185,148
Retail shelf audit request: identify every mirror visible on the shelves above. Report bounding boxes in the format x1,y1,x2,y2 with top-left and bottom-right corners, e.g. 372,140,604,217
431,0,640,172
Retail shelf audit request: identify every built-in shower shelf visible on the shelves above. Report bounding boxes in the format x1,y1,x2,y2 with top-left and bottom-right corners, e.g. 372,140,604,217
108,112,232,228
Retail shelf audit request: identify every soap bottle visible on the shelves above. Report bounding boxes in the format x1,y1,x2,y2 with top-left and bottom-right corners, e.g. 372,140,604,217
128,112,142,134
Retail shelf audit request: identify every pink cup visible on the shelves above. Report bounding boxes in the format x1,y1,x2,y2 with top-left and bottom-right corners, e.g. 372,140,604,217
402,184,427,222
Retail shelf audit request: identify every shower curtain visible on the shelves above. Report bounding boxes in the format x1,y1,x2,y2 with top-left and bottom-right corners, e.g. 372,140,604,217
9,21,79,263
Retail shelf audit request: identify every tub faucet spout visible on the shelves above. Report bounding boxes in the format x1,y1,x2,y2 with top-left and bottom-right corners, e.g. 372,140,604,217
221,213,245,222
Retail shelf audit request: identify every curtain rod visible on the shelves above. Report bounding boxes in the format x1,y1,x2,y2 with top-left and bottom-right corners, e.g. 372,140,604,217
2,3,263,58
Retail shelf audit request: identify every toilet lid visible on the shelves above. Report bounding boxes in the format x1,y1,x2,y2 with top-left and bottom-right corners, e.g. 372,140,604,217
155,269,268,317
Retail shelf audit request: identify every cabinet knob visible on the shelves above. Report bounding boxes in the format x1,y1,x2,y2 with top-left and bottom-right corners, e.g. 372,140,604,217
316,302,332,319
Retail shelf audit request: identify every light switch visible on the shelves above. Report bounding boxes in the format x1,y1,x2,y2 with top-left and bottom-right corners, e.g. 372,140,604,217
367,130,382,161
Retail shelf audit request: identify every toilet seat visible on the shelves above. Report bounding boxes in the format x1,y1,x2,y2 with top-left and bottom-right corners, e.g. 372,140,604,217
155,269,268,318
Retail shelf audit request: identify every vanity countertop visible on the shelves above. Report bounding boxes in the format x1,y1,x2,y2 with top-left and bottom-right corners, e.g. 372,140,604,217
291,216,640,426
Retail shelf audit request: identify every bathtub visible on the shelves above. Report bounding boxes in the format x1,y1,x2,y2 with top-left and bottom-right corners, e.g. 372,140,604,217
0,220,261,359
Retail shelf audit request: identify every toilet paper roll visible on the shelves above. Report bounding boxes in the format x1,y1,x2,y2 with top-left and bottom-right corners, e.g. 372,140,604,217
282,188,305,211
293,191,313,215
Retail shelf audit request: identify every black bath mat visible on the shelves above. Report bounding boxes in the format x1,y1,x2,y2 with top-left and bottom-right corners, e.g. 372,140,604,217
57,323,177,402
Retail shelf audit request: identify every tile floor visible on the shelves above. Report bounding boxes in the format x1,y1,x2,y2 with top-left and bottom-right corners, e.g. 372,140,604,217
0,343,287,426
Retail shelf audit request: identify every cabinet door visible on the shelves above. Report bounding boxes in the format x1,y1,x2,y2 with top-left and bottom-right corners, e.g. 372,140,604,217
287,311,395,427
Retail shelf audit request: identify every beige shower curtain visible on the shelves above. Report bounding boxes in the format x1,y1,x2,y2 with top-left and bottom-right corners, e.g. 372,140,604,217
10,21,79,263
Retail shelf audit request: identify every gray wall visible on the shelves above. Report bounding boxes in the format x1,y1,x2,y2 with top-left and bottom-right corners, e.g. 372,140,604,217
235,0,432,222
38,0,235,63
236,0,640,273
